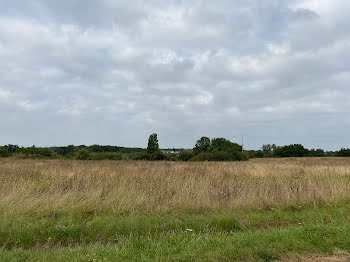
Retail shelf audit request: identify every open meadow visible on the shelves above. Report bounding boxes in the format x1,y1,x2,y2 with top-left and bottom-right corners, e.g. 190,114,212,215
0,158,350,261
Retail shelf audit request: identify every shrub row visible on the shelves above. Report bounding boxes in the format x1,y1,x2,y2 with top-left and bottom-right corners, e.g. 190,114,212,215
189,151,248,162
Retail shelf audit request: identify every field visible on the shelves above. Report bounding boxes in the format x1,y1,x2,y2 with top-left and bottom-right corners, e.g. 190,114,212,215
0,158,350,262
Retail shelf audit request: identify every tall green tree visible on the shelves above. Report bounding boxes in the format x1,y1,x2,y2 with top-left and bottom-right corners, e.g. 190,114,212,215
194,137,211,155
147,133,160,154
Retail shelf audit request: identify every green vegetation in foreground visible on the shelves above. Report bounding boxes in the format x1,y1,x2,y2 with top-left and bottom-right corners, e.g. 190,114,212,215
1,202,350,261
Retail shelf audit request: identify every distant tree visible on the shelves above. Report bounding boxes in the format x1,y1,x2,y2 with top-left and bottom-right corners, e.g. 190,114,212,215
0,147,10,158
253,150,265,158
211,138,242,152
67,145,75,154
274,144,309,157
261,144,276,155
4,144,19,153
336,148,350,157
325,151,336,157
133,151,166,161
40,148,55,158
133,152,152,161
147,133,160,154
92,152,123,160
189,151,248,162
152,151,167,161
54,145,75,156
194,137,211,155
309,149,325,157
89,144,104,153
75,149,91,160
179,150,194,161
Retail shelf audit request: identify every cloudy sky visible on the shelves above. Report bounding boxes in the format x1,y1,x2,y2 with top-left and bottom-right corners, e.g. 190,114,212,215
0,0,349,150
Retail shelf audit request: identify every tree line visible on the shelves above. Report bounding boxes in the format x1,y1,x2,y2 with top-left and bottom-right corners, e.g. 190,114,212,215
132,134,247,161
248,144,350,158
0,134,350,161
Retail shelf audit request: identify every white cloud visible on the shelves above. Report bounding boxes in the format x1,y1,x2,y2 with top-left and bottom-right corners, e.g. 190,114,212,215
0,0,349,149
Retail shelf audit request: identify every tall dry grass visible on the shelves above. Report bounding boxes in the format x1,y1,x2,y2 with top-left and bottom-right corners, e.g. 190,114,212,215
1,158,350,217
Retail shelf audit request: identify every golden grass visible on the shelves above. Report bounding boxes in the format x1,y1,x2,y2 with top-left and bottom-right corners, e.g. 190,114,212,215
1,157,350,217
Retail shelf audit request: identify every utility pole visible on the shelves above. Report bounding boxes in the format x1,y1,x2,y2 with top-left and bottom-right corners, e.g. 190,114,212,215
241,136,244,153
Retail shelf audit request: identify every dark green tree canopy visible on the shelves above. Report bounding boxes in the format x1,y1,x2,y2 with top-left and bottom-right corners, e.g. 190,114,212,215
194,137,211,154
274,144,309,157
194,137,242,155
147,133,160,154
0,147,10,158
75,149,91,160
336,148,350,157
211,138,242,152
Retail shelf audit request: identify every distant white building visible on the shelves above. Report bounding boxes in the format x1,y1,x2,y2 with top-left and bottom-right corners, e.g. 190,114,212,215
161,149,182,155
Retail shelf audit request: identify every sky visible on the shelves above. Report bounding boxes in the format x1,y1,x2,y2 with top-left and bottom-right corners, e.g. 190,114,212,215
0,0,349,150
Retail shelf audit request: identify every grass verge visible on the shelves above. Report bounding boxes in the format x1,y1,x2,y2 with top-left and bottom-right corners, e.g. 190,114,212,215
1,203,350,261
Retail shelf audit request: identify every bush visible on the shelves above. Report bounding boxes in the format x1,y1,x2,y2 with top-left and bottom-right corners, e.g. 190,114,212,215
178,150,194,161
0,147,10,158
274,144,309,157
40,148,56,158
92,152,123,160
165,154,180,161
133,152,152,161
133,151,167,161
75,149,91,160
4,145,19,153
152,151,167,161
336,148,350,157
54,145,75,156
253,150,265,158
189,151,248,162
19,146,58,159
308,149,325,157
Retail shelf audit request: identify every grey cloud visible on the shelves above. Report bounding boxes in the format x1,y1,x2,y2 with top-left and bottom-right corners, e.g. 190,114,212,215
0,0,349,150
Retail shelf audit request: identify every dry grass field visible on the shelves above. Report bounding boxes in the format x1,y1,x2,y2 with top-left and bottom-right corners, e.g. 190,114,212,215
1,158,350,261
2,157,350,216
